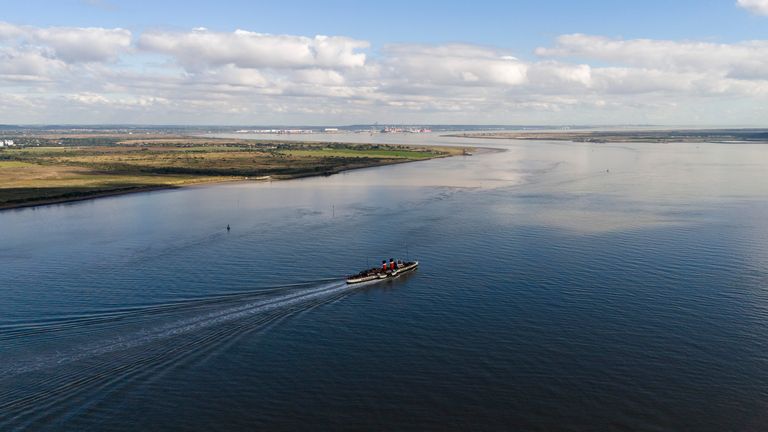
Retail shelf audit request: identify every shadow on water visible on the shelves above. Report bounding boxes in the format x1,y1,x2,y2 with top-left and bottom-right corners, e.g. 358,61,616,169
0,185,180,210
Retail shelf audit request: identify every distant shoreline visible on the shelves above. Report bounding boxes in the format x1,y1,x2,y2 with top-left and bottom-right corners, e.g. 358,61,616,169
446,128,768,144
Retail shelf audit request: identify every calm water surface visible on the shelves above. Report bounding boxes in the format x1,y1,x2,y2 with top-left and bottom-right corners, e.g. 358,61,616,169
1,135,768,431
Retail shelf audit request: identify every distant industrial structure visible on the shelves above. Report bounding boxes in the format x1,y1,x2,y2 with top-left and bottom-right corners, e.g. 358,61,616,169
0,139,15,147
380,126,432,133
235,129,315,134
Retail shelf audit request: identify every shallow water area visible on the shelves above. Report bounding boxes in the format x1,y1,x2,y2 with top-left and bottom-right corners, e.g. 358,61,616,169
1,133,768,430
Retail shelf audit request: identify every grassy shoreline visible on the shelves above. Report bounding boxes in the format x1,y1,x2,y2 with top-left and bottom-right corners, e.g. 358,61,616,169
0,136,468,210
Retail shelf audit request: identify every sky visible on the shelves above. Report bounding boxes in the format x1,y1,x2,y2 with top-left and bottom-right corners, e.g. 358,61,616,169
1,0,768,125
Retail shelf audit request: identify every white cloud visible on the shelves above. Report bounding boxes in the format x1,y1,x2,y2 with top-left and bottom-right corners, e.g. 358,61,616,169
194,65,270,88
384,44,528,87
1,22,768,124
292,69,346,86
527,62,592,88
737,0,768,15
138,29,368,70
0,47,67,80
0,21,131,63
589,67,697,94
0,22,25,39
536,34,768,79
33,26,131,62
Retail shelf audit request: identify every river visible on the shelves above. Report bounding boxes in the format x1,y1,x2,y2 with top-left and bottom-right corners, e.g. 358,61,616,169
1,133,767,430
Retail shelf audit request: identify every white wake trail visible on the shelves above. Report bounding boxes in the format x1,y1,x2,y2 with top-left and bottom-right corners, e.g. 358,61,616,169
1,280,353,378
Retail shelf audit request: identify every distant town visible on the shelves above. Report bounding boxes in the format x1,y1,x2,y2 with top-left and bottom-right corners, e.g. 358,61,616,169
233,126,433,134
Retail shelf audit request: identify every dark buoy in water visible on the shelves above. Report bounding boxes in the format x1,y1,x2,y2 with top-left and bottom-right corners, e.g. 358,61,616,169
226,224,230,232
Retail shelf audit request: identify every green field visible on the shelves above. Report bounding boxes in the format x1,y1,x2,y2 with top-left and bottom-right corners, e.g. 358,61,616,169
0,161,36,168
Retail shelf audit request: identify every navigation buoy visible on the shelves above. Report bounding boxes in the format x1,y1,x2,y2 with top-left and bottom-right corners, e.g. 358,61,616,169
227,224,230,231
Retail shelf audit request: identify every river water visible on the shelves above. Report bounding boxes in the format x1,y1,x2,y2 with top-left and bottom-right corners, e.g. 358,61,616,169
1,133,768,430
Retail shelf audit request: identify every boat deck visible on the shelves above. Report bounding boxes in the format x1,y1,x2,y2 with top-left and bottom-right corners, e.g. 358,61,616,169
346,261,419,284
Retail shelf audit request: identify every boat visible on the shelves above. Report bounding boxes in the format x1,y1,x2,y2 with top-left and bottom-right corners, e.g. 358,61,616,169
346,261,419,284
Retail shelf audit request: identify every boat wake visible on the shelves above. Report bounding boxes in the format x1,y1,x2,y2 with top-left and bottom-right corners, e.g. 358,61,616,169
0,278,367,428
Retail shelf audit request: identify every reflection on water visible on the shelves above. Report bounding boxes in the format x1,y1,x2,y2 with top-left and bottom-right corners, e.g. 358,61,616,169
1,134,768,430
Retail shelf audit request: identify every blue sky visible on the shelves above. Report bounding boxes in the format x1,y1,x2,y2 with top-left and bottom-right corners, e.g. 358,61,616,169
6,1,767,53
1,0,768,124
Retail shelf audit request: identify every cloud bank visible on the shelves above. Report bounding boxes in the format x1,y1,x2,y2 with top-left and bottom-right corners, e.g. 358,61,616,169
1,21,767,124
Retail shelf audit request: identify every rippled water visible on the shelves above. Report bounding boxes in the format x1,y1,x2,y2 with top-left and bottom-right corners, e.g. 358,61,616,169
2,135,768,430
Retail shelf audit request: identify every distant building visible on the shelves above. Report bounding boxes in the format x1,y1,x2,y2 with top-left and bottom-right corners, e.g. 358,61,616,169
235,129,314,134
0,139,14,147
324,128,339,132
